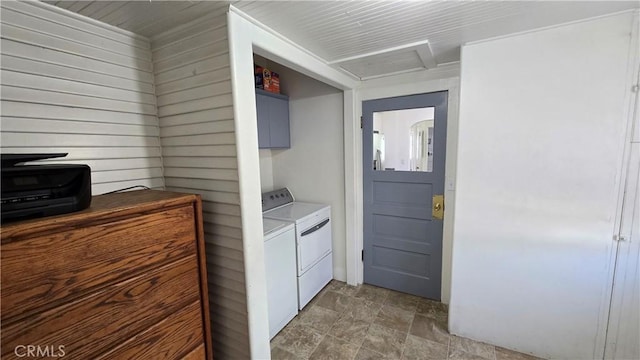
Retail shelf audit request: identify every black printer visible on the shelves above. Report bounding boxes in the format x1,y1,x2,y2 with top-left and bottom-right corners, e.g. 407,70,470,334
1,153,91,222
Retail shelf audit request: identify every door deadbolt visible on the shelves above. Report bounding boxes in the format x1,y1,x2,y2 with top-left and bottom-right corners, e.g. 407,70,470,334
432,195,444,220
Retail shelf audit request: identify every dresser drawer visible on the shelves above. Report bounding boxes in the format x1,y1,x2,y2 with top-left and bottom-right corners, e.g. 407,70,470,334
1,256,201,360
1,205,197,324
97,300,205,360
183,344,206,359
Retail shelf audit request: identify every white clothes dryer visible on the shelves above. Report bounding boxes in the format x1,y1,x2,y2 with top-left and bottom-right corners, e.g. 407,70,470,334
262,188,333,310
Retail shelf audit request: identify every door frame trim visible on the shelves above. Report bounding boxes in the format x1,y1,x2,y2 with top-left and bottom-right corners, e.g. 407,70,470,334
345,75,460,303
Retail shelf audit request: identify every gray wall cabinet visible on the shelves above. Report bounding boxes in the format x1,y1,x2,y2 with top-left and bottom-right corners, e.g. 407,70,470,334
256,89,290,149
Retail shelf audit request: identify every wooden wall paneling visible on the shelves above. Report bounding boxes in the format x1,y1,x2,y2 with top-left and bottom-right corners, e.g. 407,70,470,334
0,118,159,137
0,132,159,148
91,168,164,184
92,178,165,194
162,168,239,182
156,70,231,95
154,51,230,85
0,147,162,161
162,156,237,170
2,1,150,49
162,144,237,157
158,95,233,118
159,107,235,127
0,55,155,94
0,7,150,61
152,26,228,63
0,1,163,195
157,81,233,107
164,175,238,189
160,120,235,138
1,86,157,114
152,12,251,358
0,101,157,126
0,24,150,71
0,71,157,104
1,39,154,83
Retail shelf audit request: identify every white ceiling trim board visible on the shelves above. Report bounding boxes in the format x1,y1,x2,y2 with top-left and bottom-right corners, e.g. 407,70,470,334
358,66,438,82
335,67,361,81
327,39,432,65
359,62,460,89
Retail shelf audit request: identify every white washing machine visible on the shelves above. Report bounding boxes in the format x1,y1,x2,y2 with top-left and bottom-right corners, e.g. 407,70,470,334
262,188,333,310
263,218,297,339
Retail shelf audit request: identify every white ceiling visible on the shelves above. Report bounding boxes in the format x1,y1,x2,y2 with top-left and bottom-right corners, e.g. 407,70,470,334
46,1,639,80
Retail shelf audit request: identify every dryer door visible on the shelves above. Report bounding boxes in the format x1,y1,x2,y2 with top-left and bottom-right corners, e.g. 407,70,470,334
297,216,332,274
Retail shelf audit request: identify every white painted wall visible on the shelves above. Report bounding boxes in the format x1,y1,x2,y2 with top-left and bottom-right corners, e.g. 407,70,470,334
259,149,275,192
449,11,638,359
0,1,164,194
354,65,460,302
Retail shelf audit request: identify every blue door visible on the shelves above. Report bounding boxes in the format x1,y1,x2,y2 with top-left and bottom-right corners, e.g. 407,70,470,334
362,91,448,299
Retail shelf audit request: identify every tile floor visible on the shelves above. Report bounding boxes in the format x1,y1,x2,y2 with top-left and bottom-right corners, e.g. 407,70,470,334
270,280,543,360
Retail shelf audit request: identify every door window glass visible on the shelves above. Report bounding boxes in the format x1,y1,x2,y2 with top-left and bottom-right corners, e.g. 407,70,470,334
372,107,435,172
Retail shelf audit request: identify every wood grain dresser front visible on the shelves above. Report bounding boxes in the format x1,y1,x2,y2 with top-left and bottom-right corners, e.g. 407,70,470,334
1,190,213,360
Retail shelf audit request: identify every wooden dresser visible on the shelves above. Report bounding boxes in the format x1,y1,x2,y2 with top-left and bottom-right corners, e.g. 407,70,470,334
1,190,213,360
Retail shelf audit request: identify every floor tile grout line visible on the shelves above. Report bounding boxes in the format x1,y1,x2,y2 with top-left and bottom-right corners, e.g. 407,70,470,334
349,284,369,360
305,331,324,360
399,304,418,360
352,333,365,360
304,288,347,359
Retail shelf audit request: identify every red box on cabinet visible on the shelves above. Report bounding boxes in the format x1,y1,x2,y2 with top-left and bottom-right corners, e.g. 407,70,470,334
255,65,280,94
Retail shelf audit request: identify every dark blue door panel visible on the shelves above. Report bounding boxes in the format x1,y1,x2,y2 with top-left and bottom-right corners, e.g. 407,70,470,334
362,91,447,300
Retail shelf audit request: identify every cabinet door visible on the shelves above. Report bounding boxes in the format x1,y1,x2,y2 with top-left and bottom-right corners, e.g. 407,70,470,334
268,96,290,148
256,93,271,148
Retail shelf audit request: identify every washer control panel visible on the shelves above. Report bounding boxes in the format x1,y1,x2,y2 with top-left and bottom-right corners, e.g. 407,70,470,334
261,188,294,212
